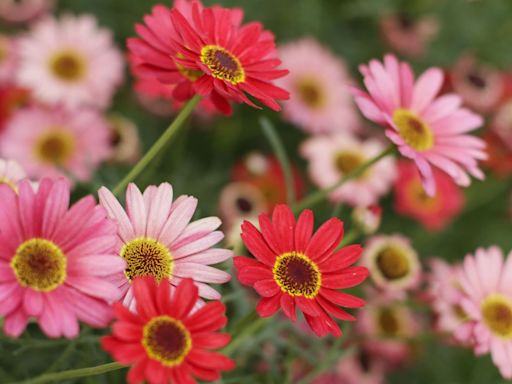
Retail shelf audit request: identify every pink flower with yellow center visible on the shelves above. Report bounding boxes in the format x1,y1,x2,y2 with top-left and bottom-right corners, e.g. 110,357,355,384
99,183,232,308
352,54,486,196
0,106,112,182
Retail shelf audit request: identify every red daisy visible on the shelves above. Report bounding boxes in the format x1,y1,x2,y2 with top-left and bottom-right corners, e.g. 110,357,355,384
128,0,289,115
234,204,369,337
101,277,234,384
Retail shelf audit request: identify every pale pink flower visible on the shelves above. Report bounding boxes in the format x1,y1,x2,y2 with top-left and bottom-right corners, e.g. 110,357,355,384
457,246,512,379
301,133,396,206
0,0,54,24
0,158,27,190
218,181,267,229
361,234,421,293
0,35,19,84
0,178,125,338
277,38,358,133
99,183,232,308
352,54,486,196
17,14,123,109
106,114,141,165
1,106,111,182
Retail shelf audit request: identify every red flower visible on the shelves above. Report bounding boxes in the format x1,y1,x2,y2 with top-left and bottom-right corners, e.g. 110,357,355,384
128,0,289,115
394,160,464,231
101,277,234,384
234,204,368,337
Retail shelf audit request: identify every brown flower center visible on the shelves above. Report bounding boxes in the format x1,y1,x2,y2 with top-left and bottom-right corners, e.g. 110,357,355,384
375,245,411,280
273,252,321,298
393,108,434,151
49,50,86,82
295,77,325,109
121,238,172,282
334,151,366,175
377,307,401,337
481,295,512,339
200,45,245,85
35,129,75,165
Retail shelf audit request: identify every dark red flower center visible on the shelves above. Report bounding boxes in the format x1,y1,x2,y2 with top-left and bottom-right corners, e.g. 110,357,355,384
272,252,321,298
200,45,245,85
236,197,253,213
142,315,192,366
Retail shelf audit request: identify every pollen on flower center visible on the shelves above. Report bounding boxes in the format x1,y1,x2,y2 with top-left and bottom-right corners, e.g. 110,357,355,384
121,237,172,282
142,315,192,366
49,50,86,82
375,245,410,280
200,45,245,85
334,151,366,175
295,77,325,109
35,129,75,165
377,307,400,337
393,108,434,151
481,295,512,339
11,238,67,292
272,252,321,298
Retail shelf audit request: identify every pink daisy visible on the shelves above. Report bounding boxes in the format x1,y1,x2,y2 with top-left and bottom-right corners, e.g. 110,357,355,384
98,183,232,308
0,178,125,338
352,54,487,196
0,158,27,191
0,35,19,84
314,351,386,384
301,133,396,207
17,14,123,109
276,38,358,133
0,106,112,182
0,0,54,24
457,246,512,379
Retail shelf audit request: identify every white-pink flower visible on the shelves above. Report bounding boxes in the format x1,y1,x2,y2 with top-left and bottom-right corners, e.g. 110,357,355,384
0,0,54,24
17,14,123,109
0,158,27,190
301,133,396,206
457,246,512,379
277,38,358,134
352,54,486,196
99,183,232,309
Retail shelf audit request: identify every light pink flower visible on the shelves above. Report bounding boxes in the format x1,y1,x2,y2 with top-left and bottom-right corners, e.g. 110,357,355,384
361,234,421,293
0,35,19,84
0,158,27,190
301,133,396,206
0,178,125,338
0,0,54,24
1,106,111,183
352,54,486,196
106,114,141,165
218,181,267,229
277,38,358,133
457,246,512,379
99,183,232,309
17,14,123,109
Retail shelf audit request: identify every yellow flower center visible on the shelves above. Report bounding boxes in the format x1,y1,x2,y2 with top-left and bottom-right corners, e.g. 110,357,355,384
375,245,411,280
334,151,366,176
295,77,325,109
11,238,67,292
49,50,87,82
121,238,172,282
481,295,512,339
35,129,76,165
142,315,192,366
272,252,321,298
377,307,401,337
200,45,245,85
407,180,439,211
393,108,434,151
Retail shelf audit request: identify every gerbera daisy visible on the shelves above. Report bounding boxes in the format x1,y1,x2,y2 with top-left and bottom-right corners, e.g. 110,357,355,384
234,204,368,337
457,246,512,379
98,183,232,308
0,178,125,338
352,54,486,196
17,14,123,109
128,0,289,115
0,106,112,182
301,133,396,207
218,181,267,229
102,276,235,384
394,160,464,231
0,0,54,24
361,234,421,293
276,38,358,133
0,158,27,191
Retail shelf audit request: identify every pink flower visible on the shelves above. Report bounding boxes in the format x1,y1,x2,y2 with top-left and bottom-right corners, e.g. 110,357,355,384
1,106,112,182
457,246,512,379
98,183,232,309
0,35,19,84
0,178,125,338
352,54,486,196
0,158,27,190
106,114,141,165
394,160,464,231
313,351,386,384
218,181,266,230
17,14,123,109
0,0,54,24
277,38,358,133
301,133,396,206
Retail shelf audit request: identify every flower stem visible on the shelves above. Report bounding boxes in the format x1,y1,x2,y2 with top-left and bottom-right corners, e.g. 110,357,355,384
223,309,269,355
259,117,296,205
112,95,201,196
292,145,396,214
14,362,125,384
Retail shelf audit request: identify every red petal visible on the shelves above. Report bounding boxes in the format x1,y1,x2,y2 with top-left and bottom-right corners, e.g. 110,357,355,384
316,295,356,321
192,332,231,349
240,220,276,266
185,301,227,333
305,218,344,262
256,294,281,317
132,276,158,319
322,267,369,289
319,288,366,308
295,296,322,316
318,245,363,272
280,294,296,321
271,204,295,253
237,265,273,286
294,209,314,253
172,278,199,318
254,279,280,297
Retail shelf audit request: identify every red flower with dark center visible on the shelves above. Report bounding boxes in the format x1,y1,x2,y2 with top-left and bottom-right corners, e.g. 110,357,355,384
101,277,234,384
128,0,289,115
234,204,369,337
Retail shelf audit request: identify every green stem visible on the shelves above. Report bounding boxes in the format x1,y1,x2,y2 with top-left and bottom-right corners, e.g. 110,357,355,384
112,95,201,196
260,117,296,205
223,310,269,355
292,145,395,213
338,229,360,248
14,362,125,384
